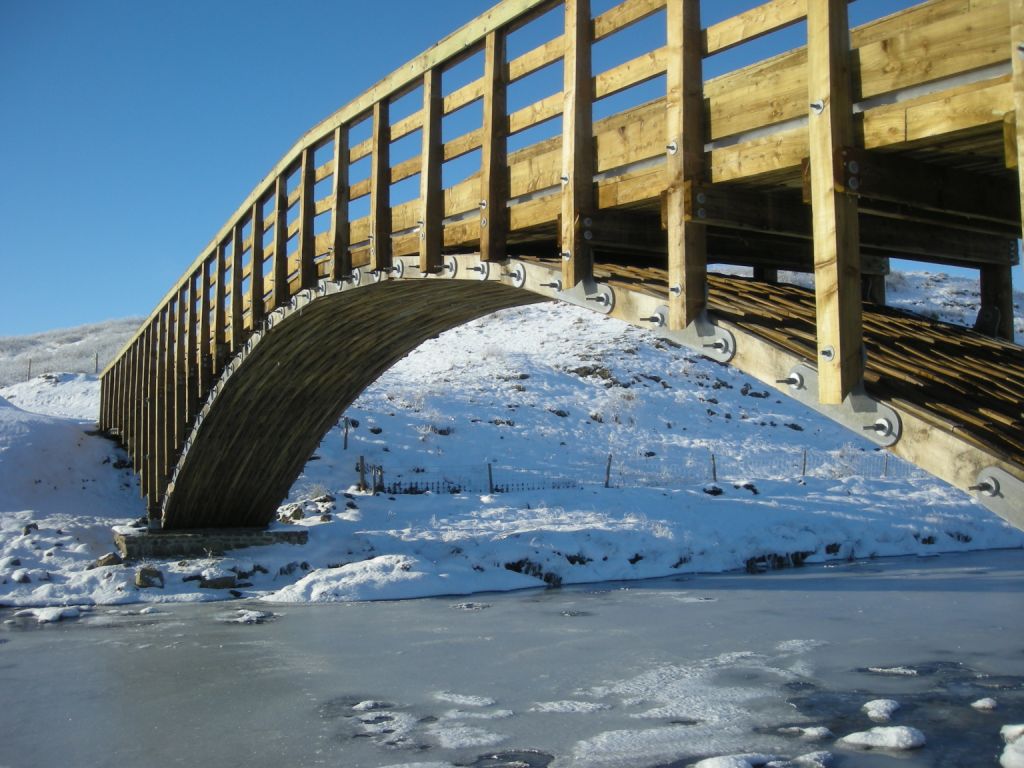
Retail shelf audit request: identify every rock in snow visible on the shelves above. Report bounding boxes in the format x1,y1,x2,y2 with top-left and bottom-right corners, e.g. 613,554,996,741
1003,725,1024,768
972,697,998,711
836,725,925,751
862,698,900,722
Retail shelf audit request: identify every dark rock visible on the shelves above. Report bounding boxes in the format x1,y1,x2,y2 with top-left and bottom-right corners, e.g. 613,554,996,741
319,513,332,522
548,408,570,418
785,422,804,431
703,485,723,496
200,575,237,590
369,426,383,434
312,494,336,504
21,523,38,536
91,552,123,569
628,553,644,565
135,566,164,589
12,570,31,584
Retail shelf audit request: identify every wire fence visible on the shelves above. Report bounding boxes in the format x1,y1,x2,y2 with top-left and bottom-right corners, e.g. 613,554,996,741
357,445,922,496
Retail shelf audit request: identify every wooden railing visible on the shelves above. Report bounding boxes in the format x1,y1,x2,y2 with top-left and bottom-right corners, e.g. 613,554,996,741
99,0,1020,518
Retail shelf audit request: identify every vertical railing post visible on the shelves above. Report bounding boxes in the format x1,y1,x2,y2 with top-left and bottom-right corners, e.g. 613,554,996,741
186,269,200,425
330,126,351,281
198,257,212,400
153,308,168,510
807,0,863,404
1007,0,1023,342
230,225,244,352
143,322,157,518
370,100,392,274
249,203,266,329
298,148,317,289
129,340,141,472
560,0,594,288
273,175,290,307
420,69,445,272
481,34,508,263
174,284,188,456
212,243,227,376
665,0,707,330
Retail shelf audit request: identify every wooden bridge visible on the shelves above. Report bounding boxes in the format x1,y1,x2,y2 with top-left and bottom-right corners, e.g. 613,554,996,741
100,0,1024,532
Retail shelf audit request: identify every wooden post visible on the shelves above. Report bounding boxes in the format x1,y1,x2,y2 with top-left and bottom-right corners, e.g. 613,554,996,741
604,453,612,488
487,463,494,494
370,100,392,274
230,224,244,351
343,417,349,450
249,203,265,329
420,69,444,272
330,125,351,281
807,0,863,404
358,455,366,492
979,265,1015,340
665,0,707,330
198,257,212,400
710,452,717,483
212,243,227,376
560,0,594,288
481,34,508,263
298,147,317,290
185,269,199,425
174,285,188,455
154,308,169,506
143,322,156,514
273,174,290,307
1009,0,1023,342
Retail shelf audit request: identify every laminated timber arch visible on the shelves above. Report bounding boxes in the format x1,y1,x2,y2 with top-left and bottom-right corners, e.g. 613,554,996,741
101,0,1024,532
162,278,543,528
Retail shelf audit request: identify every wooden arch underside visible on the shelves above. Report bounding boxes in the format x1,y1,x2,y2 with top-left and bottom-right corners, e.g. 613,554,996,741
159,264,1024,531
162,280,543,528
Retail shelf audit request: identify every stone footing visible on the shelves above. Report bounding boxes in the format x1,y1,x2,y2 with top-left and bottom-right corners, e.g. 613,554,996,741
114,527,308,560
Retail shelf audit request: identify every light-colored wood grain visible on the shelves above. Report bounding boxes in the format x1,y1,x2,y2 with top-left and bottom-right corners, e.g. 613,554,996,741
561,0,594,286
665,0,705,330
807,0,862,404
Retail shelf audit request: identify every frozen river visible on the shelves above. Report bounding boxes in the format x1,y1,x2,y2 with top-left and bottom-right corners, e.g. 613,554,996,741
2,549,1022,767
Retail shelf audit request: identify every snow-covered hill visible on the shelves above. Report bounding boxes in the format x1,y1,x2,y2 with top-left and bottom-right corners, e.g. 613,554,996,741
0,272,1021,612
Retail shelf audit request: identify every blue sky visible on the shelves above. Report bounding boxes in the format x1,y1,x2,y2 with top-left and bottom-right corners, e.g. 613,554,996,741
0,0,1017,336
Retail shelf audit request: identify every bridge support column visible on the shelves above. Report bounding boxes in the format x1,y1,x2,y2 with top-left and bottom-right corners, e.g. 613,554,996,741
481,32,508,264
665,0,707,331
560,0,594,288
978,264,1015,341
807,0,863,405
1010,0,1024,343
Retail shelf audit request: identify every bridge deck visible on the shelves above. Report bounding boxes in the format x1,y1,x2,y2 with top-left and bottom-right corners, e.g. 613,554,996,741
98,0,1024,529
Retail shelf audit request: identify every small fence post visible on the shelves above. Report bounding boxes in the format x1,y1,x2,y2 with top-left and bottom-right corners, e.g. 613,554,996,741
487,463,494,494
801,450,808,478
343,417,350,451
358,455,366,492
94,352,99,374
604,453,612,488
882,452,889,478
711,452,717,483
27,359,32,380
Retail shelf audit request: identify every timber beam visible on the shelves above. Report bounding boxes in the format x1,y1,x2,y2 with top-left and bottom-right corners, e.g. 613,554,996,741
802,147,1021,235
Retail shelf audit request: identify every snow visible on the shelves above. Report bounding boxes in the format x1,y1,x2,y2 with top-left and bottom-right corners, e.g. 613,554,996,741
835,725,926,750
1,269,1023,609
1003,724,1024,768
862,698,900,722
973,697,999,711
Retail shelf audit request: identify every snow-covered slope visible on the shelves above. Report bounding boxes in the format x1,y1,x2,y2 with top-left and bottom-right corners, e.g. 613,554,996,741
0,272,1021,610
0,317,140,388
